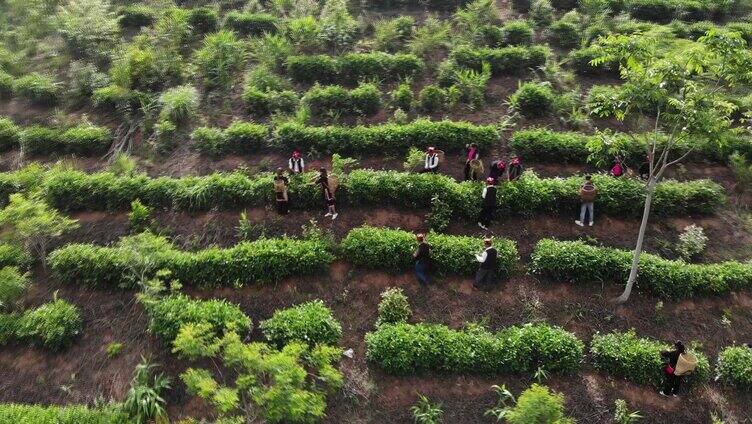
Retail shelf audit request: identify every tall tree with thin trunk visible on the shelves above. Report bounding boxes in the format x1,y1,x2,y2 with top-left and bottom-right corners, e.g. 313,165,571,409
590,29,752,303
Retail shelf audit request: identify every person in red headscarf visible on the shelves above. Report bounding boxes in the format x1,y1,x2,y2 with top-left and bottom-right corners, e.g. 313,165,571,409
478,177,497,230
508,155,524,181
288,150,305,174
421,147,440,173
489,158,506,183
464,143,480,181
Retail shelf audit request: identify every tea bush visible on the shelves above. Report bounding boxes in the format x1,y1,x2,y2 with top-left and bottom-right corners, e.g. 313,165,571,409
146,294,251,342
242,88,298,116
506,384,574,424
21,124,111,156
509,128,590,163
16,299,82,350
418,85,447,112
0,312,19,344
118,5,156,29
192,122,268,156
48,235,334,289
0,71,13,98
187,7,218,34
623,0,731,22
0,117,20,151
0,404,128,423
450,45,549,76
377,287,412,326
391,81,413,111
547,20,581,49
341,226,518,277
366,322,584,375
502,20,535,46
676,224,708,261
716,346,752,389
530,239,749,298
568,46,619,75
0,267,29,311
590,330,710,387
12,73,59,105
302,83,382,118
19,126,63,156
275,120,498,154
509,82,555,117
0,244,32,270
194,30,246,90
158,85,200,124
287,52,424,85
260,300,342,347
224,12,279,37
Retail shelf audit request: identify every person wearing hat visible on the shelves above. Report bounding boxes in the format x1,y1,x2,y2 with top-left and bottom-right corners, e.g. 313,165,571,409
317,167,338,220
273,167,290,215
478,177,497,230
288,150,305,174
575,175,597,227
464,143,480,181
489,158,506,183
508,155,524,181
421,147,440,173
474,238,498,290
660,341,686,397
413,233,432,286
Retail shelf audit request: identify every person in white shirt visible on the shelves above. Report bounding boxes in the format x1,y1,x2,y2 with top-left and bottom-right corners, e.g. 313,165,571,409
288,150,305,174
421,147,440,173
478,177,497,230
474,238,498,291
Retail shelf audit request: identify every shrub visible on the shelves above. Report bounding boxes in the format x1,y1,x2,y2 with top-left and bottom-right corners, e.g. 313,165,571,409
568,46,618,75
341,226,518,277
260,300,342,346
224,12,278,37
716,346,752,389
391,81,413,111
20,126,63,156
275,120,498,154
366,322,584,375
512,0,532,12
49,235,334,289
92,85,138,110
418,85,446,112
377,287,412,326
118,5,156,29
194,30,246,90
13,73,59,105
223,121,268,153
146,294,251,342
303,85,352,117
510,82,555,117
676,224,708,261
287,55,338,84
191,127,226,157
187,7,218,34
129,199,152,233
548,20,581,49
530,239,750,299
502,20,534,46
626,0,678,23
158,85,200,124
350,83,382,116
450,45,549,76
0,266,28,311
0,404,127,423
16,299,83,350
0,312,19,345
0,117,20,151
287,53,424,85
0,244,32,270
375,16,415,52
0,71,13,98
61,125,112,155
509,128,590,163
506,385,574,424
590,330,710,387
109,44,182,92
243,88,298,116
530,0,555,27
67,61,110,102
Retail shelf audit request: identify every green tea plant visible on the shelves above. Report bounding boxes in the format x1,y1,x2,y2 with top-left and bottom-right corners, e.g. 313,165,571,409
122,358,171,424
260,300,343,347
0,404,127,423
505,384,574,424
145,294,252,342
411,395,443,424
509,82,555,117
676,224,708,261
128,199,152,233
158,85,199,125
716,345,752,389
16,299,82,350
0,117,20,151
0,266,29,311
614,399,643,423
56,0,118,60
377,287,412,326
194,30,247,91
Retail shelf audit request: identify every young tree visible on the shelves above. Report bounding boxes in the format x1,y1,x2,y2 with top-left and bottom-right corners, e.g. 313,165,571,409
0,193,79,264
590,30,752,302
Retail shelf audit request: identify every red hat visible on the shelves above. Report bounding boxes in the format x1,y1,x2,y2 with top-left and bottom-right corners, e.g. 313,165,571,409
293,150,301,158
486,177,495,184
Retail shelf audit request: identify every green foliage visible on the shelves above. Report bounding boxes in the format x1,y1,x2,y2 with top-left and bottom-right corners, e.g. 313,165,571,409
260,300,342,347
716,345,752,389
509,82,555,117
450,45,549,76
530,238,747,298
590,330,710,386
569,46,619,75
409,16,452,59
377,287,412,326
129,199,152,233
109,44,182,92
0,193,79,260
455,0,501,33
158,85,199,124
13,73,59,105
506,384,574,424
367,322,584,375
548,19,581,49
375,16,415,53
117,5,156,29
0,244,33,270
614,399,643,424
60,124,112,155
391,81,413,111
0,312,19,345
0,404,127,423
122,359,171,424
502,20,535,46
427,195,453,232
0,117,21,151
318,0,360,53
0,71,14,99
0,266,29,311
243,88,299,116
56,0,118,60
66,61,110,102
530,0,556,27
49,233,334,289
16,299,83,350
676,224,708,261
418,85,447,112
106,342,124,358
225,12,279,37
411,395,443,424
193,121,269,156
451,62,491,110
341,226,518,277
187,7,218,34
194,30,246,91
287,52,424,85
146,294,251,342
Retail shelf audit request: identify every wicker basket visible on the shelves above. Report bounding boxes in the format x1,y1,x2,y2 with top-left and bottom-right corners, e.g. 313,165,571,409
675,352,698,376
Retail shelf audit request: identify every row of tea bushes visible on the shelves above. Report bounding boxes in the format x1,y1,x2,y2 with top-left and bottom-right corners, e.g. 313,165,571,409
0,72,59,106
341,226,518,277
191,119,499,156
302,83,381,118
48,233,334,289
0,244,33,270
508,128,752,165
145,294,252,342
0,404,128,424
448,45,550,77
0,299,82,350
260,300,342,347
365,322,584,375
529,239,752,298
0,168,722,218
0,117,112,156
716,346,752,389
287,52,424,85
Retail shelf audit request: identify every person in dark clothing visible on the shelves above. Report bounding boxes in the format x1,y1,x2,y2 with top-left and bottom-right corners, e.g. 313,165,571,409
489,159,506,183
508,156,524,181
474,238,498,290
421,147,440,173
478,177,497,230
316,167,338,220
288,150,305,174
464,143,480,181
273,167,289,215
661,341,686,397
413,233,432,286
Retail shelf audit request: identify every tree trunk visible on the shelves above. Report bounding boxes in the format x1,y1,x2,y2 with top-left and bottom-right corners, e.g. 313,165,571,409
616,180,656,303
